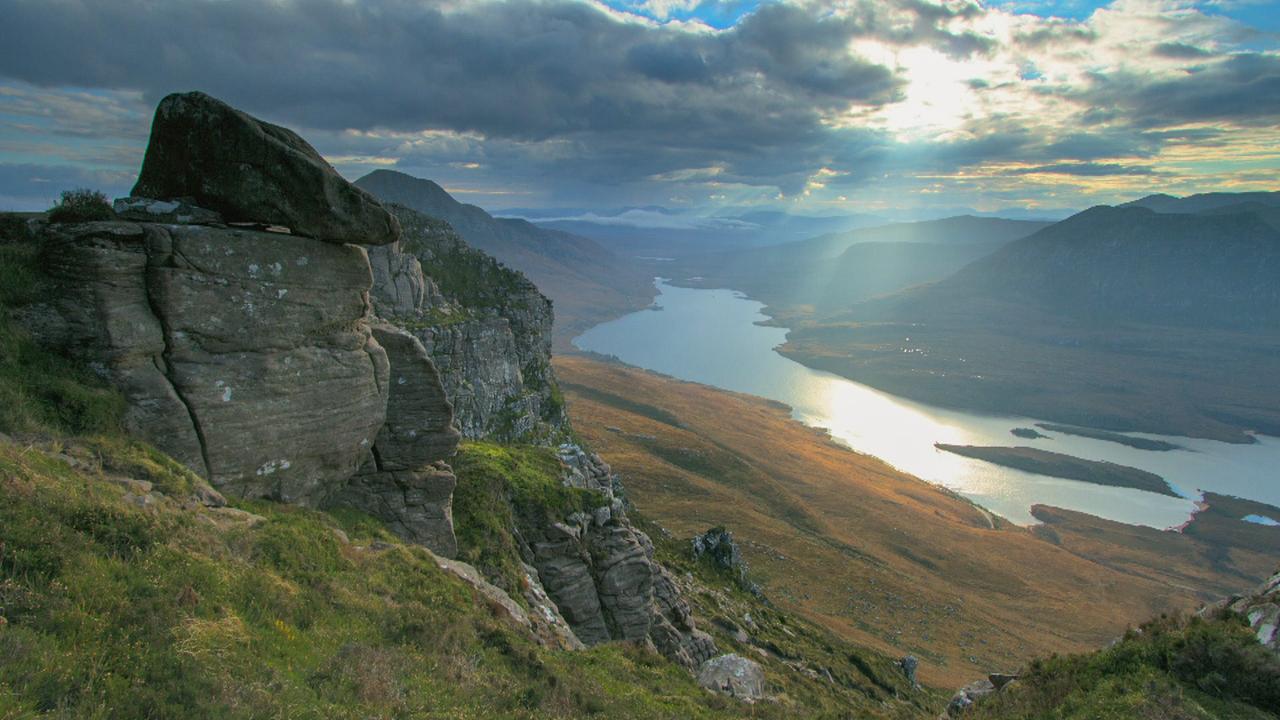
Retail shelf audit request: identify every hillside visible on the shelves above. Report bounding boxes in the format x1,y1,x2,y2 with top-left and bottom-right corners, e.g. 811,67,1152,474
355,170,655,346
555,356,1279,689
961,570,1280,719
0,91,955,718
526,209,886,258
665,216,1047,318
782,203,1280,441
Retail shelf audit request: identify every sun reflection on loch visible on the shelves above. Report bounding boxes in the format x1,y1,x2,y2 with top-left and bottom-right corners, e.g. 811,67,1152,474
576,280,1279,529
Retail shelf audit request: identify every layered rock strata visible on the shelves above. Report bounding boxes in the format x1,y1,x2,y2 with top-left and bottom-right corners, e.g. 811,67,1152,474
25,93,461,552
517,446,716,670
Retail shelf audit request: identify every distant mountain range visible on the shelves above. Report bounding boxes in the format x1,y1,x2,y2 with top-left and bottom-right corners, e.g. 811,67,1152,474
858,205,1280,329
355,170,655,344
517,209,888,257
781,193,1280,442
504,204,1073,258
665,215,1049,314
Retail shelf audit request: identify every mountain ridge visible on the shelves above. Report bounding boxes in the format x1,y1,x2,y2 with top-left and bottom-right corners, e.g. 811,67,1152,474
355,169,655,346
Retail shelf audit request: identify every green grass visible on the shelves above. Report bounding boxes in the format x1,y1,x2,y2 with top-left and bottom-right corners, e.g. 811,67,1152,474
450,442,599,597
0,439,803,720
967,612,1280,720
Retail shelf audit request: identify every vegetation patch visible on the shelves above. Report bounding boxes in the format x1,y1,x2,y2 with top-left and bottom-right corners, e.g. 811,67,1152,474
0,438,810,720
967,611,1280,719
46,188,115,224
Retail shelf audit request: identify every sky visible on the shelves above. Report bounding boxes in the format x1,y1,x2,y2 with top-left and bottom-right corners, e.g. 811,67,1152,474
0,0,1277,219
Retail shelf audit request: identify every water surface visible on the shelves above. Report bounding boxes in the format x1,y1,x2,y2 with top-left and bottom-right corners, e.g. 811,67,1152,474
575,280,1280,527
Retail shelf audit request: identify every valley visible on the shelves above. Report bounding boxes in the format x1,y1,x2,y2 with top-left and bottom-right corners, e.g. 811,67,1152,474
556,354,1279,688
4,1,1280,716
779,202,1280,444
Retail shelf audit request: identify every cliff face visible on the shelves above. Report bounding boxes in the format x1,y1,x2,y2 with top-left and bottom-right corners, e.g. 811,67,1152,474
367,205,566,442
28,219,392,505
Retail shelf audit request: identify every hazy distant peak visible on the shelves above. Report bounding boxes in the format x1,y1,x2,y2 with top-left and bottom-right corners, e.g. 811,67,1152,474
1122,191,1280,214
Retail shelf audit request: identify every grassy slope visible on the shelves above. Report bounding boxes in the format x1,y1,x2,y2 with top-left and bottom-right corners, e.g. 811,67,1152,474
448,441,946,719
968,612,1280,720
554,356,1280,689
0,437,759,720
0,225,937,718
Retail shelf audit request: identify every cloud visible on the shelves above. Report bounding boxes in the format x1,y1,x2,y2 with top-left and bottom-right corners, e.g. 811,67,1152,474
1007,162,1158,176
0,162,136,210
0,0,1274,213
1152,41,1214,58
1080,52,1280,127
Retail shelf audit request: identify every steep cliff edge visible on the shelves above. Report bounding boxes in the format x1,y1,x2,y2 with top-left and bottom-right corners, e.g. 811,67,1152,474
366,205,566,442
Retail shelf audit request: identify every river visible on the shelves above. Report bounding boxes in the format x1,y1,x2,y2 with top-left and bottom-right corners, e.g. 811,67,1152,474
574,280,1280,528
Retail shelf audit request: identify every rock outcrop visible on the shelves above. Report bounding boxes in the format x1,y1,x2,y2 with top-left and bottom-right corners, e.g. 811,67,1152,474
23,92,460,523
132,92,399,246
517,447,716,670
946,678,997,716
366,324,460,469
692,526,760,596
335,462,459,556
1198,568,1280,654
18,90,714,682
366,205,566,441
30,219,390,504
696,654,766,701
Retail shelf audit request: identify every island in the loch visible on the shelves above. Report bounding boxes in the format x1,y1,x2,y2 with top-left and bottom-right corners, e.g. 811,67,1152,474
1034,423,1183,451
1011,427,1050,440
934,444,1179,497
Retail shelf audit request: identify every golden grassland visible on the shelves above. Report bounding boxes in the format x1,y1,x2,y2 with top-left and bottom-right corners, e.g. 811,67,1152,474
555,355,1280,689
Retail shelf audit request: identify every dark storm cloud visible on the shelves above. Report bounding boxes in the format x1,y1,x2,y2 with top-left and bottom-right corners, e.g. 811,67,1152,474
1152,42,1213,60
1080,53,1280,128
0,0,899,138
0,0,917,191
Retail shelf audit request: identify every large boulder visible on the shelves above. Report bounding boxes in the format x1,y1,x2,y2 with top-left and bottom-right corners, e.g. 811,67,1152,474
131,91,399,246
696,654,766,701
